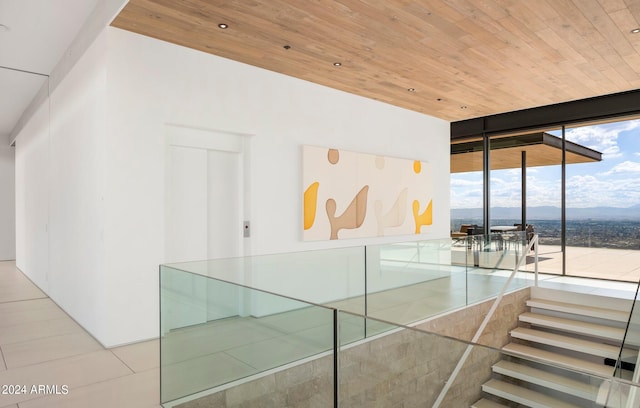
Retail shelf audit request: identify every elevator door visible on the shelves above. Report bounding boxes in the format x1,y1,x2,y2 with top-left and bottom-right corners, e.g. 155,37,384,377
164,126,247,329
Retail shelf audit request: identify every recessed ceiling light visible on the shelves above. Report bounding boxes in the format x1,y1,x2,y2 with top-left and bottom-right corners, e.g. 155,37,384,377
0,24,9,32
407,88,415,92
218,23,228,29
333,62,342,66
632,28,640,34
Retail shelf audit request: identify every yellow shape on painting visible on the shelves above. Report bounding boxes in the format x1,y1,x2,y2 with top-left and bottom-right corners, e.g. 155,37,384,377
413,160,422,173
412,199,433,234
304,182,320,230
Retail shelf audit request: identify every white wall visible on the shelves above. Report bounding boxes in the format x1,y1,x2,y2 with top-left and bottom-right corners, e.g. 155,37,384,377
15,31,109,343
15,26,451,347
0,145,16,260
15,98,50,287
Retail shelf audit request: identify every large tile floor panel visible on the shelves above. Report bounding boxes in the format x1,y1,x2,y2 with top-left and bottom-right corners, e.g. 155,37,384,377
2,332,103,369
0,351,133,406
111,339,159,373
0,317,85,346
18,369,160,408
0,262,160,408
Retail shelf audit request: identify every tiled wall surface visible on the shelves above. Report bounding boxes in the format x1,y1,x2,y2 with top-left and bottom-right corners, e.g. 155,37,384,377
416,287,531,348
177,356,333,408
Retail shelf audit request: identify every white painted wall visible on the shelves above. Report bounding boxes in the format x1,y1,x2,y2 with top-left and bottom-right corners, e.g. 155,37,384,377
15,26,451,347
47,30,108,341
15,31,108,343
0,145,16,260
15,99,50,288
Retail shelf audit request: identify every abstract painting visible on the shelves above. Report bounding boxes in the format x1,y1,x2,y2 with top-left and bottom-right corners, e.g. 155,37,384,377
303,146,433,241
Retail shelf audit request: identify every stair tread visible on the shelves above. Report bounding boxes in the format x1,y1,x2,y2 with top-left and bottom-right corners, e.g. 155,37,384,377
482,378,582,408
493,360,599,400
527,298,629,322
471,398,510,408
510,327,634,359
502,342,615,377
519,312,625,341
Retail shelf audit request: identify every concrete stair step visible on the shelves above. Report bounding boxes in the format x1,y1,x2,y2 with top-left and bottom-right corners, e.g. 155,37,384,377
530,288,633,315
527,298,629,322
510,327,634,360
502,342,614,377
519,312,625,342
482,378,582,408
470,398,510,408
492,360,600,401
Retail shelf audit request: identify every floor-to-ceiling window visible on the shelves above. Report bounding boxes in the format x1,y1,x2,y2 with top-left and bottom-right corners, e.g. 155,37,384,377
451,116,640,282
450,137,484,234
562,118,640,282
488,136,522,231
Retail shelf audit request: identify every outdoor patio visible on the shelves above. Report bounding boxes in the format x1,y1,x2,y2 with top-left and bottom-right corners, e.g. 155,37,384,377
520,244,640,283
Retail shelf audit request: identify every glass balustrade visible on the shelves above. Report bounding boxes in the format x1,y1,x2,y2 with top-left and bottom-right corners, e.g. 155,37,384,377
160,235,552,406
160,265,336,405
613,278,640,408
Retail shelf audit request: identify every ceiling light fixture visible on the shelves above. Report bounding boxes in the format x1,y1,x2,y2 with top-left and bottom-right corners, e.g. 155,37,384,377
333,62,342,66
632,28,640,34
283,45,291,50
407,88,415,92
460,106,468,109
218,23,228,29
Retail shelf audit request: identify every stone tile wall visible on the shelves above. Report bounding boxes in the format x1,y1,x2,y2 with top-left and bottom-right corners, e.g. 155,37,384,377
416,287,531,348
177,356,333,408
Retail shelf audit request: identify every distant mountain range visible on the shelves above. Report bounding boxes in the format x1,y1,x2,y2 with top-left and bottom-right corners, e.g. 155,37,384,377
452,205,640,220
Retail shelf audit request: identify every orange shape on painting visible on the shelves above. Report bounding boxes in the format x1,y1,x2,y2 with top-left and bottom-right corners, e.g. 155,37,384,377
412,199,433,234
304,182,320,230
328,149,340,164
326,185,369,240
413,160,422,173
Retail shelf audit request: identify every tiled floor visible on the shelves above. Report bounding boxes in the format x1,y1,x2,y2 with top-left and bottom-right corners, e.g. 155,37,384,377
0,261,160,408
520,244,640,282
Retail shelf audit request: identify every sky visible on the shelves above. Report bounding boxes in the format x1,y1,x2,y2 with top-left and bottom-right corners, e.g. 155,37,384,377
451,119,640,209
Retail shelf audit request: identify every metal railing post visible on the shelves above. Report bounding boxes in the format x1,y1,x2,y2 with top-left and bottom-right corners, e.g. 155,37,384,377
433,233,539,407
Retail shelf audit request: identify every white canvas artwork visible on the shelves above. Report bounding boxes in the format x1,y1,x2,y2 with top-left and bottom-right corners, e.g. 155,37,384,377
303,145,433,241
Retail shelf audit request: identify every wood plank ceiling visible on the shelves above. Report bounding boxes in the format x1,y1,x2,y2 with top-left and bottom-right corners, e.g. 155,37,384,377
111,0,640,122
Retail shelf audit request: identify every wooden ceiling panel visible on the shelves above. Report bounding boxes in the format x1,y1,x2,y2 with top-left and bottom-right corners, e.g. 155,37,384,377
111,0,640,121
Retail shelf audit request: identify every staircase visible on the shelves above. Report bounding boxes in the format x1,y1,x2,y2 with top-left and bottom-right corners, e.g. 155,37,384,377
472,287,637,408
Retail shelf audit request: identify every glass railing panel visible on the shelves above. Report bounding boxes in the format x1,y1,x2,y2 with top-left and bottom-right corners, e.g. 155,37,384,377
364,235,536,325
163,246,366,315
614,279,640,389
601,379,640,408
450,234,475,266
160,265,335,405
466,232,535,305
337,311,502,407
474,231,526,270
365,239,469,325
